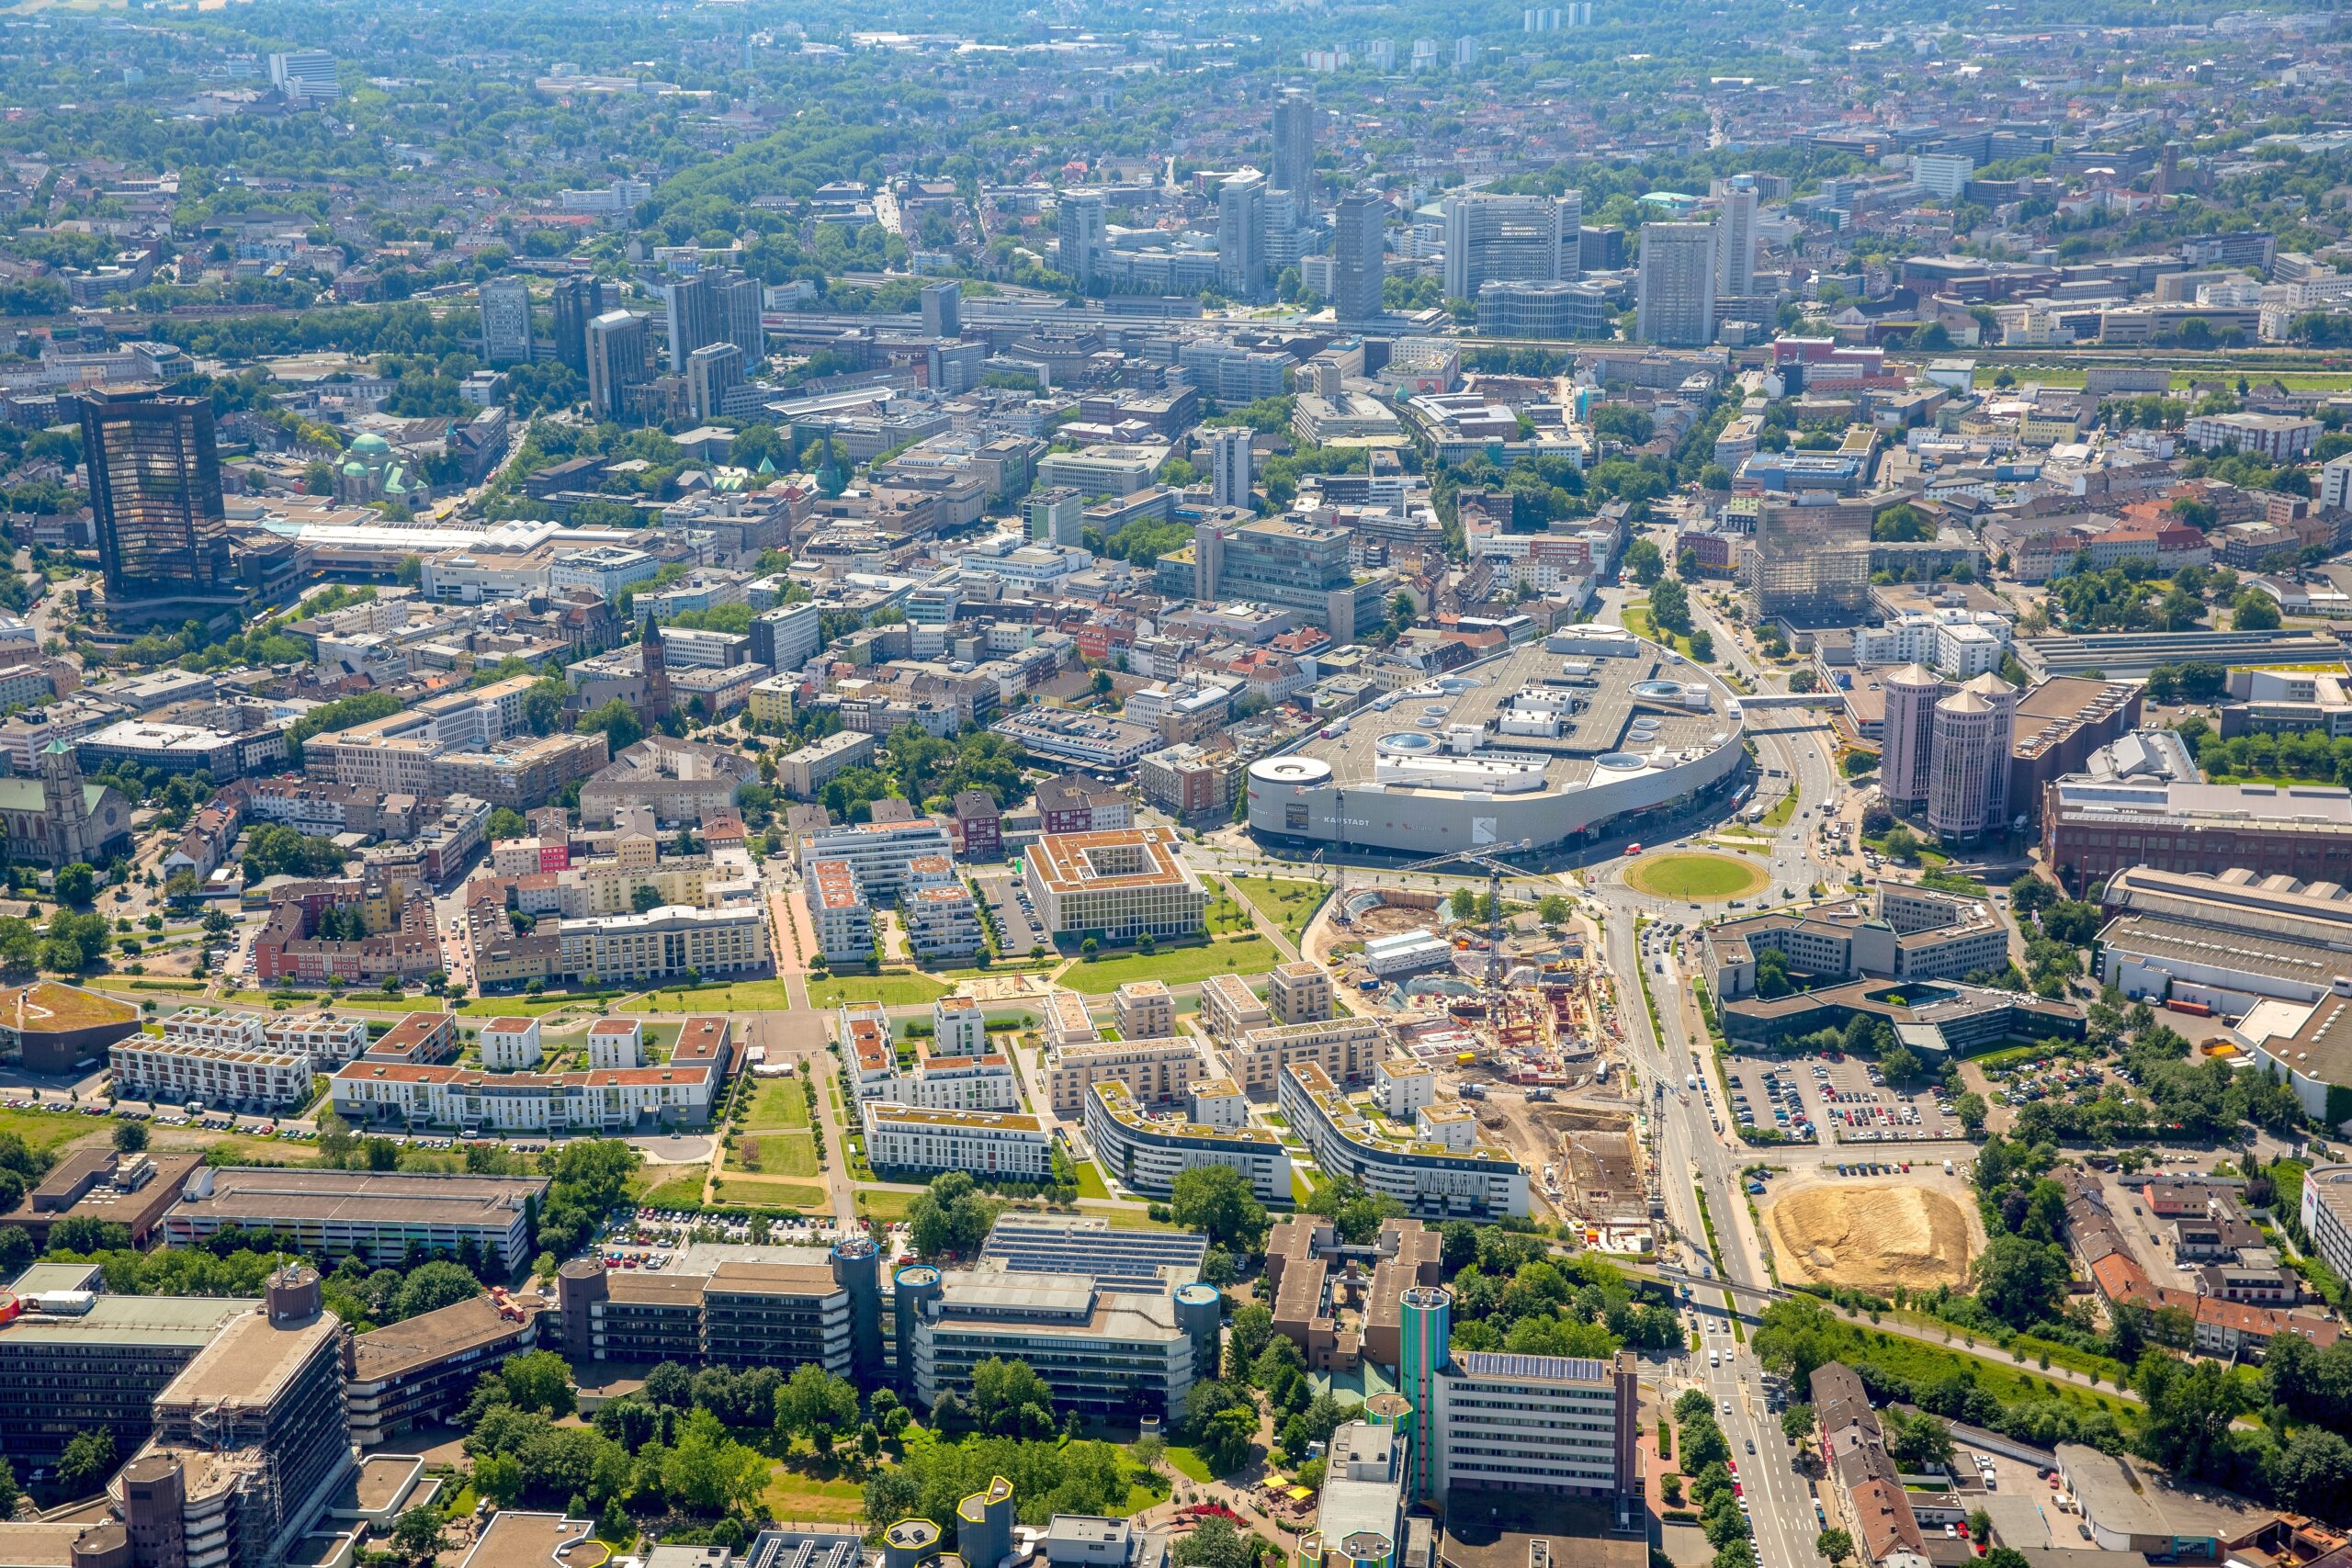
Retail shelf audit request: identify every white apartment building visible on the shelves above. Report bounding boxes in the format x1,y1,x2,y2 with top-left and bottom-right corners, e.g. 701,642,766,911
903,883,985,964
588,1019,643,1069
111,1038,316,1111
899,1042,1022,1112
1268,961,1334,1024
556,903,771,983
155,1009,368,1071
1850,609,2012,678
1083,1079,1291,1201
480,1017,543,1071
808,859,875,965
799,818,956,899
1430,1350,1636,1497
862,1102,1053,1180
932,998,987,1057
332,1051,725,1133
1044,989,1101,1049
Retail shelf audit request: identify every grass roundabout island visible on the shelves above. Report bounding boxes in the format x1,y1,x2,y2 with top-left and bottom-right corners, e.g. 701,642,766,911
1623,850,1770,902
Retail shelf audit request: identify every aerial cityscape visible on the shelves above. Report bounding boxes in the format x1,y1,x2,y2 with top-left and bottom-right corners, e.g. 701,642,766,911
5,1,2352,1566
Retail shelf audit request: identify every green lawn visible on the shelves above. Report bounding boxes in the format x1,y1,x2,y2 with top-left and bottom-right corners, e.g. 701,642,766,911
1761,791,1799,830
1067,936,1282,993
456,994,606,1017
0,1106,109,1161
641,1173,709,1209
1230,875,1331,947
1164,1445,1216,1483
760,1460,866,1524
1072,1161,1113,1201
856,1187,922,1223
734,1131,819,1177
746,1081,813,1130
1808,1314,2140,1424
640,979,794,1012
1624,852,1770,901
715,1177,829,1208
807,973,951,1009
1204,892,1253,936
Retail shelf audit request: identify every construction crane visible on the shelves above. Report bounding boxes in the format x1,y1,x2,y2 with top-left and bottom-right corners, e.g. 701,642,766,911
1391,839,1534,992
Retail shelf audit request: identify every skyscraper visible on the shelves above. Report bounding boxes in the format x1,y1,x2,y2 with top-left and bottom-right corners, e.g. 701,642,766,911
585,310,652,420
921,280,961,339
1880,663,1943,817
1442,191,1579,300
663,267,763,374
1209,426,1253,509
1057,192,1106,291
479,276,534,367
686,342,745,422
1927,673,2018,844
1635,220,1716,346
1332,190,1386,325
1217,171,1268,301
551,276,609,374
1715,176,1758,298
79,388,232,603
267,50,340,105
1272,89,1317,206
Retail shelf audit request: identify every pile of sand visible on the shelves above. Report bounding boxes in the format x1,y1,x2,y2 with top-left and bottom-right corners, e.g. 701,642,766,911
1764,1182,1977,1293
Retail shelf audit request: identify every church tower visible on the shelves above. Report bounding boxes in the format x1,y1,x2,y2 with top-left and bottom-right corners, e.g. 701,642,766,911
639,617,673,726
40,739,94,867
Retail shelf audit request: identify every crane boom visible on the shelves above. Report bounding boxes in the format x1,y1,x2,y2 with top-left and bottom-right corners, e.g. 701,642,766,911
1385,840,1535,993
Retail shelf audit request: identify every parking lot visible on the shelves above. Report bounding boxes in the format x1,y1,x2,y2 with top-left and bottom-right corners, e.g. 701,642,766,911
1724,1060,1820,1143
596,1207,854,1271
1724,1051,1967,1146
970,867,1044,956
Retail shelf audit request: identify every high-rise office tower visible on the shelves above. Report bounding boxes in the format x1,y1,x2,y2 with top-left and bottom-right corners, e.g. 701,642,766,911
79,388,232,603
1635,221,1716,346
664,267,763,374
1057,192,1106,290
1927,673,2018,844
551,276,609,374
1272,90,1317,207
1332,191,1386,325
1715,176,1758,298
1028,487,1084,547
687,342,745,422
921,280,961,339
1880,663,1942,817
586,310,652,420
267,50,340,104
1209,426,1253,509
1442,191,1579,300
479,276,534,367
1217,171,1268,301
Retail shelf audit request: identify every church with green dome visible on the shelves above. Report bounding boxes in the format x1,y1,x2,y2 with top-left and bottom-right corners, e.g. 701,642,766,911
333,430,417,507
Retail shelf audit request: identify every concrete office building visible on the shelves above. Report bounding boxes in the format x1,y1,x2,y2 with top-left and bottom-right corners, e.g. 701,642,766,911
1024,827,1207,942
687,342,746,423
0,1282,244,1471
1187,514,1393,637
166,1167,549,1271
553,1241,861,1372
1715,177,1758,297
1333,191,1386,325
1442,192,1578,299
586,310,652,419
345,1290,544,1447
898,1261,1210,1419
1431,1347,1642,1499
1057,193,1106,290
480,276,535,367
1636,221,1718,347
1209,426,1253,509
1272,89,1317,202
921,281,961,339
1218,171,1269,300
1702,884,2010,1000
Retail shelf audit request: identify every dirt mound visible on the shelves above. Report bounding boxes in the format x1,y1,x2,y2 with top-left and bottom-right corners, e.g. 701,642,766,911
1764,1181,1976,1294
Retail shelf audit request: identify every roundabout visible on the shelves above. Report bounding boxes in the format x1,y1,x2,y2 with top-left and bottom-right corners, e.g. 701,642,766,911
1623,850,1770,902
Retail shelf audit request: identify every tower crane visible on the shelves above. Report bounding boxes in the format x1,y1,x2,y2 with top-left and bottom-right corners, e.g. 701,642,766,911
1390,839,1534,993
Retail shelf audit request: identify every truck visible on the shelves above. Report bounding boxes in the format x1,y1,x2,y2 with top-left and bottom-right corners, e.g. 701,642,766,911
1688,1073,1702,1091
